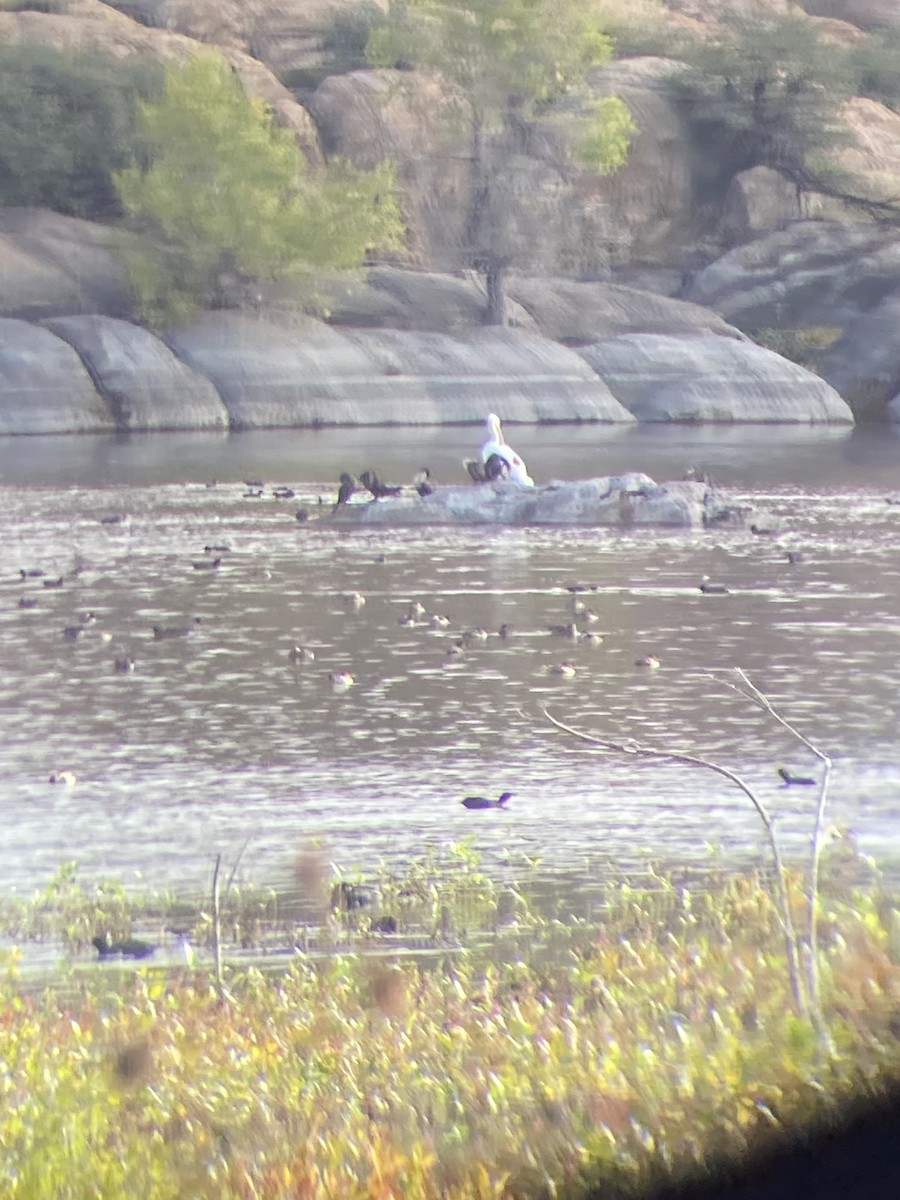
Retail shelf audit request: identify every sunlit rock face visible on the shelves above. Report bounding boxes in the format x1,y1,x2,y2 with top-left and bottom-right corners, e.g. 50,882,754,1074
43,315,229,432
331,476,750,529
0,318,114,435
165,314,636,427
579,334,855,424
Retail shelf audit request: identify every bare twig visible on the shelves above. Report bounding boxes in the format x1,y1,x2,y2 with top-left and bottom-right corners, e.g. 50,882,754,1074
715,669,833,1025
541,706,808,1017
224,836,252,897
211,852,224,993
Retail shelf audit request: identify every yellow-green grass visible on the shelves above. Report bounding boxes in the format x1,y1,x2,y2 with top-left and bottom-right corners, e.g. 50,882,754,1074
2,863,900,1200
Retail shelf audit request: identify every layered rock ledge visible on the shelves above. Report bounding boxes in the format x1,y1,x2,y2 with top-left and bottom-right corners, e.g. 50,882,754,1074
329,475,752,529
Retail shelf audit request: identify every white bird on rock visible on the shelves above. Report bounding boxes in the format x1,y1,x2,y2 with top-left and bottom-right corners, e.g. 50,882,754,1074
480,413,534,487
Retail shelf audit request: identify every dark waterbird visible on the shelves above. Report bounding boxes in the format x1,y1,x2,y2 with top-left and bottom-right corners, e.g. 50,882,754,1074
331,881,374,912
92,933,156,960
778,767,817,786
414,467,435,497
699,576,730,595
19,567,46,579
359,469,404,500
152,617,203,639
334,473,357,510
462,791,513,810
464,454,509,483
192,557,222,571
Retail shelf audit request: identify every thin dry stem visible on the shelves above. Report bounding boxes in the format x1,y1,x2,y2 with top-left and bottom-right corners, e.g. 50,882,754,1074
212,851,224,991
721,669,833,1030
541,706,807,1017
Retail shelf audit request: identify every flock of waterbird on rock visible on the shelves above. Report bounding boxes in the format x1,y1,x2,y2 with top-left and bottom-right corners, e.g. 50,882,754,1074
333,412,534,512
15,412,871,959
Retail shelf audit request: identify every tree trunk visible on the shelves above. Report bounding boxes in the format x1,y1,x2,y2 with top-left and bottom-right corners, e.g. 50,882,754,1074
463,109,488,258
484,258,509,326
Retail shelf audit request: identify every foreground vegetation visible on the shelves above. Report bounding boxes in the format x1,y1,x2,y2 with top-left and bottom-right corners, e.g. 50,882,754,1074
3,842,900,1200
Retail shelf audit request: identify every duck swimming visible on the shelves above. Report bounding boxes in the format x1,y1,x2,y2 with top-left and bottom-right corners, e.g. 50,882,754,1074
699,576,730,594
329,671,355,691
288,644,316,664
778,767,817,786
49,769,77,785
480,413,534,486
635,655,660,669
548,622,579,640
462,791,512,810
461,628,489,647
153,617,202,639
92,933,156,960
548,661,577,677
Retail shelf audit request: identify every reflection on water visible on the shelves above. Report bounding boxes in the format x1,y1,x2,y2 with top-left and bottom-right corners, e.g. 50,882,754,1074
1,426,899,900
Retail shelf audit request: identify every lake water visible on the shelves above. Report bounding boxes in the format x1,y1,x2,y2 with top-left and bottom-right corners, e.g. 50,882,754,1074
1,423,899,906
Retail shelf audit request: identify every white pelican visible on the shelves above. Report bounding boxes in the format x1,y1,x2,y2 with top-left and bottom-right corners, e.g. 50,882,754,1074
480,413,534,486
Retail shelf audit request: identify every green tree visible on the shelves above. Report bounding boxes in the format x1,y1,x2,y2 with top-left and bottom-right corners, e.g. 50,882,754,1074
0,43,161,218
115,53,404,327
670,14,858,208
367,0,634,324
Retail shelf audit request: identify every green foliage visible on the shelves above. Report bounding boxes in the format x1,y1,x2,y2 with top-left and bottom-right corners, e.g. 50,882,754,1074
0,863,185,955
670,14,855,202
753,325,843,369
115,53,404,327
578,95,636,174
368,0,617,122
0,43,162,218
367,0,633,299
1,862,138,952
589,0,680,59
850,28,900,115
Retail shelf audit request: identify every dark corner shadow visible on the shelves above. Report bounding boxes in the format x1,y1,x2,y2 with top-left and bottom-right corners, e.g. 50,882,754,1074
608,1082,900,1200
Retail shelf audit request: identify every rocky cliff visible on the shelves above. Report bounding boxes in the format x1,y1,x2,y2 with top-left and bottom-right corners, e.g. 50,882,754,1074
1,0,899,431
